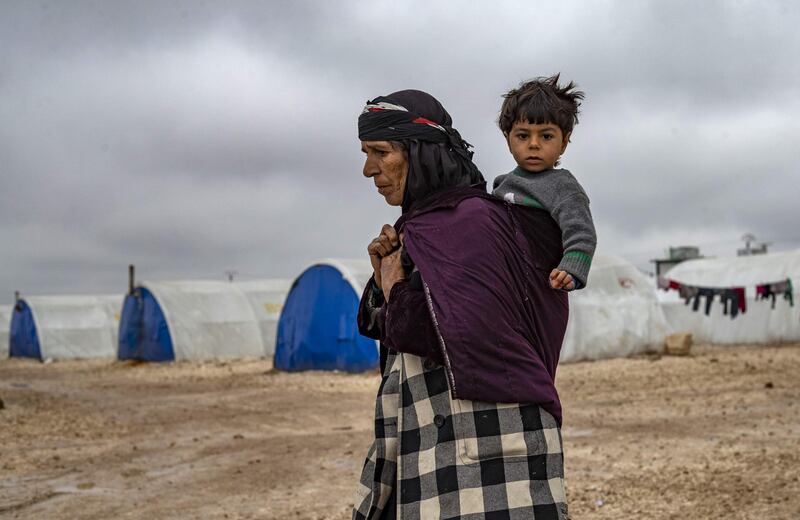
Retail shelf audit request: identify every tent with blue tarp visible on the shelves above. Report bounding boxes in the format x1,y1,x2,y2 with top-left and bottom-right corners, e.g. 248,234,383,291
118,280,270,361
8,295,122,360
275,259,378,372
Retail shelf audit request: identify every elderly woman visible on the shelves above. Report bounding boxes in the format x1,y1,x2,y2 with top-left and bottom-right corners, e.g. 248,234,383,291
353,90,570,520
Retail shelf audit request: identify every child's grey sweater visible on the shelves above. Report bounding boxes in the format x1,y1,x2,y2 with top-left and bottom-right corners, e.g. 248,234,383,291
493,166,596,288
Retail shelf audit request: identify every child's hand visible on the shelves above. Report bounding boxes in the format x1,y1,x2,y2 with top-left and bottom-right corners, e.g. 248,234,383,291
550,269,576,291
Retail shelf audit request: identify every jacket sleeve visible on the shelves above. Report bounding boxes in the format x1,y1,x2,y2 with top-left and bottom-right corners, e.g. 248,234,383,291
357,273,443,364
552,191,597,289
357,277,385,340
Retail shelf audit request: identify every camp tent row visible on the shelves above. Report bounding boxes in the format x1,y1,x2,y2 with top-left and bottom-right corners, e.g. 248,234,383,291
6,279,292,362
5,249,798,367
0,254,707,366
3,262,378,370
271,255,668,368
116,263,379,369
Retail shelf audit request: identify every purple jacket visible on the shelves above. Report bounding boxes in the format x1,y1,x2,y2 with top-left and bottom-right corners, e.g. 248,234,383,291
358,186,569,424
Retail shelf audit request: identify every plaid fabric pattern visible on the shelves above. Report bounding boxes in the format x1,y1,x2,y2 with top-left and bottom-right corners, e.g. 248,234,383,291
354,351,569,519
354,350,402,519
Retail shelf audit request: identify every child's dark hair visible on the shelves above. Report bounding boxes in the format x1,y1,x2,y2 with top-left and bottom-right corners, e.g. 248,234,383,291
498,74,584,137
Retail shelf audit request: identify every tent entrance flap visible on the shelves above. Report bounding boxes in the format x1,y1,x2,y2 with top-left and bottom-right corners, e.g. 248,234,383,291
118,288,175,361
275,264,378,372
9,301,42,359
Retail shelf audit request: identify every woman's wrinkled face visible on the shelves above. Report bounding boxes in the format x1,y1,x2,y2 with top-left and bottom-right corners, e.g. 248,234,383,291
361,140,408,206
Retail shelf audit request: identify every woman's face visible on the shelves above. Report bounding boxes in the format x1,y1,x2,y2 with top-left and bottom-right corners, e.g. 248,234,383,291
361,140,408,206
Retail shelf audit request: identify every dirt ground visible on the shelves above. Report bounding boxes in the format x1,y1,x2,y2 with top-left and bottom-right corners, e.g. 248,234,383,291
1,343,799,520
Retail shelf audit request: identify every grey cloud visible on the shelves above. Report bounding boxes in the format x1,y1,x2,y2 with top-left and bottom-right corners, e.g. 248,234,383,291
2,0,799,299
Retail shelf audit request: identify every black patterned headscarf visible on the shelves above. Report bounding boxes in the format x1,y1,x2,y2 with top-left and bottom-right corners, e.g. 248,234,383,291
358,90,485,213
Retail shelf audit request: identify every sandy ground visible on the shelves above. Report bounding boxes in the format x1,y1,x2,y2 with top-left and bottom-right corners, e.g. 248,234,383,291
1,343,799,520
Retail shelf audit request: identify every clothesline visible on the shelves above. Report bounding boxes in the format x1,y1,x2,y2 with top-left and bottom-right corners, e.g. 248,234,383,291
657,277,794,319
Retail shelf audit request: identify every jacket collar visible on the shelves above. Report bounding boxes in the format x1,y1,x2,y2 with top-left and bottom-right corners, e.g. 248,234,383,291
395,183,490,230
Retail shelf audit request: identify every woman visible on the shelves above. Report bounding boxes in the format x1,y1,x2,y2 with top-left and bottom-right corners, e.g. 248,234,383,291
353,90,570,520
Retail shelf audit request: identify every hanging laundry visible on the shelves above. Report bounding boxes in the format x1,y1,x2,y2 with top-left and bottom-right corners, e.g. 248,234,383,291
697,288,716,315
720,289,734,318
773,279,794,307
719,288,746,319
678,283,746,319
734,287,747,314
682,286,714,315
679,284,699,302
755,278,794,309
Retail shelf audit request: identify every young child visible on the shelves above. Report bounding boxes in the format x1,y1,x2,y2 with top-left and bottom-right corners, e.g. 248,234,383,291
492,74,596,291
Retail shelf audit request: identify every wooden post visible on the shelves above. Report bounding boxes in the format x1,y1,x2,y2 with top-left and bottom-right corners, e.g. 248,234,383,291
128,265,135,295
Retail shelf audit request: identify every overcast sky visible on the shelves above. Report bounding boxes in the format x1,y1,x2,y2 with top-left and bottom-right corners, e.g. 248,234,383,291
1,0,799,300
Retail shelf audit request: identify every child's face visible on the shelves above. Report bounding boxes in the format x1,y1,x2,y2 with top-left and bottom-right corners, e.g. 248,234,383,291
505,120,570,173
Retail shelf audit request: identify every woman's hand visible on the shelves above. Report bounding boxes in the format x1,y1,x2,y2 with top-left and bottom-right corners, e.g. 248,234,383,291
380,248,405,299
367,224,401,289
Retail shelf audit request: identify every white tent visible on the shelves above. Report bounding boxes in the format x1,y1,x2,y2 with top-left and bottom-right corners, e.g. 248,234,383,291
9,295,123,359
560,255,670,362
1,304,12,357
659,249,800,344
118,280,267,360
235,279,292,355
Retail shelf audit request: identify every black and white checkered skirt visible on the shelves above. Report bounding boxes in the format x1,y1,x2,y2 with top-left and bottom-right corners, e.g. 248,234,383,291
353,351,569,520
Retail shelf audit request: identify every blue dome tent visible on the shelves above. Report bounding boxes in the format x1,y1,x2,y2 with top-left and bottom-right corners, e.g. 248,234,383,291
275,259,378,372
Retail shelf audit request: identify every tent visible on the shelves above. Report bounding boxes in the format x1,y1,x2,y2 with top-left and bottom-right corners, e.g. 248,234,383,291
659,249,800,344
118,280,273,361
236,279,292,355
1,304,12,357
560,255,670,362
9,295,123,359
274,255,667,370
275,259,379,372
